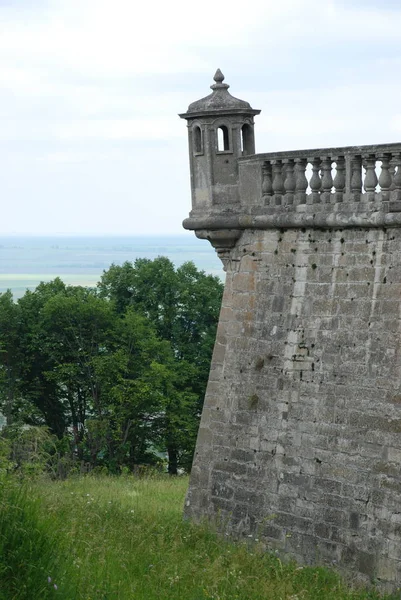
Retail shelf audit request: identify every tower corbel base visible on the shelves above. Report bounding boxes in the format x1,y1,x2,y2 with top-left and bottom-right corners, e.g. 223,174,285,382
195,229,242,270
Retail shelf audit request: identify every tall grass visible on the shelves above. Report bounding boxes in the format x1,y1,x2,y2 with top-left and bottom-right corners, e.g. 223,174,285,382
0,479,74,599
1,475,399,599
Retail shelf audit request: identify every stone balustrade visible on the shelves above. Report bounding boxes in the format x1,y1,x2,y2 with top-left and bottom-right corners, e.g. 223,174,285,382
184,142,401,261
239,142,401,213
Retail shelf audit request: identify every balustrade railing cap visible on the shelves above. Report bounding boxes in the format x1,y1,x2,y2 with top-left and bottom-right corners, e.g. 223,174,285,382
179,69,261,119
238,142,401,163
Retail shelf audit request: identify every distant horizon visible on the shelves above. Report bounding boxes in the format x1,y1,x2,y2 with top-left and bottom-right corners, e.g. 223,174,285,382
0,234,223,298
0,232,192,238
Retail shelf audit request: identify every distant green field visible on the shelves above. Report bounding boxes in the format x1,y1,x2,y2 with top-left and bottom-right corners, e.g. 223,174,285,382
0,274,97,282
0,274,100,296
0,235,224,298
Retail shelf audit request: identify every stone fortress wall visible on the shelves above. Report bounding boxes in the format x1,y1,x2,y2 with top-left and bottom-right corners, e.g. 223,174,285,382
180,70,401,590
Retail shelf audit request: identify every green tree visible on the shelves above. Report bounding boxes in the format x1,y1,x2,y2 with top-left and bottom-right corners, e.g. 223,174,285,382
0,258,223,476
17,279,70,437
40,286,117,458
21,282,179,472
98,258,224,472
0,291,21,426
88,307,176,471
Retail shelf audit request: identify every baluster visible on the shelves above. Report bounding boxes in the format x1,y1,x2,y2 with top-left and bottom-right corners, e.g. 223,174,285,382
321,157,333,203
350,156,363,202
333,156,345,202
294,158,308,204
390,153,399,193
392,153,401,201
262,161,273,205
378,153,392,201
283,159,296,205
363,154,378,202
272,160,284,205
310,157,322,204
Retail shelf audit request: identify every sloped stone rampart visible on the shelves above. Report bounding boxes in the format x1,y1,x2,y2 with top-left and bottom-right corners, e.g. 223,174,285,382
185,226,401,589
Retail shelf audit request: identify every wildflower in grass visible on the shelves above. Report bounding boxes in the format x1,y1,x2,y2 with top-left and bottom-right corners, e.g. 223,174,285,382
47,576,52,583
54,584,58,590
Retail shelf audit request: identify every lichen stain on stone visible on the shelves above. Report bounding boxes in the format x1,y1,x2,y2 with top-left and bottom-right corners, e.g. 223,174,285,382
254,357,264,371
248,394,259,409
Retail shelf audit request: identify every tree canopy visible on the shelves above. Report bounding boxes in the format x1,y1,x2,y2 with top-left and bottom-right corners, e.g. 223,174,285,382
0,259,224,475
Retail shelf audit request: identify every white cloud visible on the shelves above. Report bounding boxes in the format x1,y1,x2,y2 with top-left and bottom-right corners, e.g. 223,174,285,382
55,117,180,141
392,115,401,133
0,0,295,77
1,0,401,234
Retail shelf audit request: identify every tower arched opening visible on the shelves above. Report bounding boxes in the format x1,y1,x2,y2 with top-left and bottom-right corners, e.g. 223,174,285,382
241,124,255,155
193,125,202,154
217,125,230,152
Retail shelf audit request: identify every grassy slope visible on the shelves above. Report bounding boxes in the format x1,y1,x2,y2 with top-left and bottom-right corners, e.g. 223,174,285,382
9,475,391,600
0,482,75,599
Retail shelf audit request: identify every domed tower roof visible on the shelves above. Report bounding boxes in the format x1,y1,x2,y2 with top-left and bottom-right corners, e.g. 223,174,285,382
180,69,260,119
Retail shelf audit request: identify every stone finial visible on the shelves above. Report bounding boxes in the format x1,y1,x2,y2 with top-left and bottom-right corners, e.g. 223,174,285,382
180,68,259,117
211,68,229,91
214,69,225,83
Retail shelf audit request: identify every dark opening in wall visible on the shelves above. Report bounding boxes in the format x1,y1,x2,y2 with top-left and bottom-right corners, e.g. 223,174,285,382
217,125,230,152
193,126,202,153
241,124,254,155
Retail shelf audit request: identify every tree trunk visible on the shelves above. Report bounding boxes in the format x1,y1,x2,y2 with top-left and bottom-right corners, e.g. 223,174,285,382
167,444,178,476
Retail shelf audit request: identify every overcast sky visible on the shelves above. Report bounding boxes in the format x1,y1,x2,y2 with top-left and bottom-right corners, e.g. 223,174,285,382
1,0,401,235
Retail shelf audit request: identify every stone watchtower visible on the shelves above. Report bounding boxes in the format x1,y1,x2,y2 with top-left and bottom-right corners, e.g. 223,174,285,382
180,71,401,591
180,69,260,264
